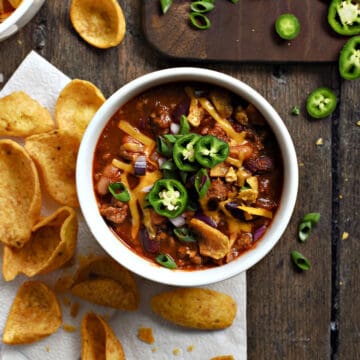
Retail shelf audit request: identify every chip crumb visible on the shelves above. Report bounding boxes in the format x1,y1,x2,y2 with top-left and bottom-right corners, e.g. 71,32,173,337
187,344,195,352
137,327,155,344
70,301,80,318
0,73,3,83
341,232,349,240
151,347,157,353
55,275,73,293
211,356,235,360
339,194,343,199
62,324,77,333
315,137,324,146
17,39,22,45
298,162,304,167
45,346,50,352
62,296,71,307
173,348,180,356
356,120,360,126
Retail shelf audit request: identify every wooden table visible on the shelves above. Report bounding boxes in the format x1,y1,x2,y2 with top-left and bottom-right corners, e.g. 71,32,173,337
1,1,359,359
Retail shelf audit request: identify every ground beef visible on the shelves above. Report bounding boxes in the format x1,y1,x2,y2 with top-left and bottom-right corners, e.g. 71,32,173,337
149,103,172,134
205,178,230,209
244,155,274,174
99,199,128,224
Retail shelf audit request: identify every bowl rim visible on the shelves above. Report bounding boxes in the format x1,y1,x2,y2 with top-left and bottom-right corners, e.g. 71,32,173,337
0,0,32,31
76,67,298,286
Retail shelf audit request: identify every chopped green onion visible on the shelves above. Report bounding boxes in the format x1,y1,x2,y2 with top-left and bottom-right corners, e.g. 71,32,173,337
291,106,300,116
194,168,210,198
156,136,173,157
189,12,211,30
179,115,190,134
160,0,173,14
298,212,320,242
160,159,176,171
108,182,130,202
155,253,177,269
298,221,312,242
291,251,311,271
163,134,180,143
190,1,215,13
174,227,197,242
302,212,320,225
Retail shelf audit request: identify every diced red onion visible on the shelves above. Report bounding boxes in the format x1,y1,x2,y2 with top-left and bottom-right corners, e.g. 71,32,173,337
225,202,245,220
141,185,153,193
134,155,147,176
157,157,166,167
253,225,267,241
140,227,160,253
169,215,186,227
170,122,180,134
194,212,217,228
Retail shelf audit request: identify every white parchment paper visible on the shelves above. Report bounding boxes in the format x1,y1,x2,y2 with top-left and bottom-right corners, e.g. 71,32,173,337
0,51,247,360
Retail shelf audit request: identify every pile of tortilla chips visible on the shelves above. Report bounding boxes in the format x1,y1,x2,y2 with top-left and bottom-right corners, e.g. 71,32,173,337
0,80,109,346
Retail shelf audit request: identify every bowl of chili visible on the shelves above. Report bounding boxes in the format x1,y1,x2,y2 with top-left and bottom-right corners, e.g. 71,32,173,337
0,0,45,42
76,67,298,286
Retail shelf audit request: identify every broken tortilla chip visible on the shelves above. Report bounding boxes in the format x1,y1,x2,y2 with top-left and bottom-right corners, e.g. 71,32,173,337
3,281,62,344
0,91,54,137
24,129,80,207
81,312,125,360
0,139,41,248
71,256,139,310
55,79,105,141
70,0,126,49
2,206,78,281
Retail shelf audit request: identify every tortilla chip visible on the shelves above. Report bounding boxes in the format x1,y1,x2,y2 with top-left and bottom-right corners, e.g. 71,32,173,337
24,129,80,207
70,0,126,48
0,91,54,137
71,256,139,310
8,0,22,7
2,206,78,281
55,79,105,141
3,281,62,344
81,312,125,360
0,139,41,248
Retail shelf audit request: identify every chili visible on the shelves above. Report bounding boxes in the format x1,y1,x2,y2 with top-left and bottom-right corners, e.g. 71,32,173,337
148,179,188,218
328,0,360,36
194,135,229,168
306,87,337,119
339,36,360,80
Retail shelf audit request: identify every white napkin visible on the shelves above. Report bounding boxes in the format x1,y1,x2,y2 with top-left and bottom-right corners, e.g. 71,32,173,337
0,51,247,360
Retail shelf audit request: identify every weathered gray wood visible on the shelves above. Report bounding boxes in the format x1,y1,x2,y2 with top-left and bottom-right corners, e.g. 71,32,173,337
1,1,358,359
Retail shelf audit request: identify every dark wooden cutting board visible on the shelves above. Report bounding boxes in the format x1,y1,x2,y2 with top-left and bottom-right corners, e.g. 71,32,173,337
142,0,347,62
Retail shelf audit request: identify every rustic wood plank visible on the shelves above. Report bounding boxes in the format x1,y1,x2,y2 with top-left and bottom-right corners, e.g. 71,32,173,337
142,0,345,62
337,79,360,359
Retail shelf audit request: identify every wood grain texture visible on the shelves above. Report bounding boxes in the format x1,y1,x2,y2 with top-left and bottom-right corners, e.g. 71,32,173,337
337,79,360,359
0,0,359,359
142,0,346,62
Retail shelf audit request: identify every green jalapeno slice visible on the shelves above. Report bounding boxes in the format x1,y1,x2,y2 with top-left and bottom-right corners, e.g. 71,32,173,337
148,179,188,218
194,135,229,168
173,133,201,171
339,35,360,80
328,0,360,36
275,13,301,40
306,87,337,119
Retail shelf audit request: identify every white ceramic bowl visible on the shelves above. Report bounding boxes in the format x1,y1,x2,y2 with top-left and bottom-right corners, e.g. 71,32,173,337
0,0,45,42
77,67,298,286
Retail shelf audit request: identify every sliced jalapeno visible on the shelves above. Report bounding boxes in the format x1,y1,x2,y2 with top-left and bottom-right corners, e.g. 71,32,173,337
155,253,177,269
173,133,201,171
194,168,210,198
275,13,301,40
306,87,337,119
328,0,360,36
173,226,197,242
339,35,360,80
108,182,130,202
148,179,188,218
194,135,229,168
